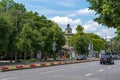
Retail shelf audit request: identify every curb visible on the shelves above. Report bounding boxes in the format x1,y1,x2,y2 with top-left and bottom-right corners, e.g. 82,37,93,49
0,59,99,72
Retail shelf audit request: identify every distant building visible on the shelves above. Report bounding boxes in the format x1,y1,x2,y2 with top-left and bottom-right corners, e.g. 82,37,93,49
64,24,73,49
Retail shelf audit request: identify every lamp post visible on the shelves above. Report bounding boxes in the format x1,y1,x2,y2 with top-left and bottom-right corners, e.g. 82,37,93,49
104,36,107,53
52,41,57,61
110,39,113,53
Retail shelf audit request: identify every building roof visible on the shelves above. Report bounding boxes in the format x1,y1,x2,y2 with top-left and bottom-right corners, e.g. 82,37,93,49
65,24,72,30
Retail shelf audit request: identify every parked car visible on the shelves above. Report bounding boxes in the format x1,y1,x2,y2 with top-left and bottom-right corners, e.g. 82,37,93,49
100,54,114,64
77,55,87,60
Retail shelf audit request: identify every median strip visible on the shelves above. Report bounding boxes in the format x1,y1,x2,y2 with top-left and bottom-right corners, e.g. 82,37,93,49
0,59,99,72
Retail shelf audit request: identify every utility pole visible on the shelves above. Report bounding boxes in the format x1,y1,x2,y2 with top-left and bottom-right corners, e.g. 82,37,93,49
104,35,107,53
110,39,113,53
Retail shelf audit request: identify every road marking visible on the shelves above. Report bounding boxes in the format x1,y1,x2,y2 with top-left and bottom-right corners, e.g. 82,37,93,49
2,77,17,80
98,69,104,72
85,73,93,76
108,66,111,69
41,69,64,74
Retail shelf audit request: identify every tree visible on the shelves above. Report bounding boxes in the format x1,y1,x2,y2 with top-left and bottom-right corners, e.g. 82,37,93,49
51,23,66,60
112,37,120,54
87,33,105,52
0,0,66,61
87,0,120,28
76,25,84,33
0,16,12,53
71,25,89,54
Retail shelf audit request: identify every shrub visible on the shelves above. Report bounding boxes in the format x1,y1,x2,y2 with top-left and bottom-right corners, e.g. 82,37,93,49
16,59,25,62
29,58,37,62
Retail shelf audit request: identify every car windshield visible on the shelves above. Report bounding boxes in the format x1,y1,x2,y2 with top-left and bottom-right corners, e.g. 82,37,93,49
101,55,110,58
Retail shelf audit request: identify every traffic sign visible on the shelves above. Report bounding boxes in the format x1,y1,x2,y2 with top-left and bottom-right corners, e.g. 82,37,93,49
52,46,56,51
52,41,57,51
52,41,57,46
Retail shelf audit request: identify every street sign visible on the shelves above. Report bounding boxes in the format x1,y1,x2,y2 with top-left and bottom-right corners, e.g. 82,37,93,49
52,41,57,46
52,46,56,51
52,41,57,51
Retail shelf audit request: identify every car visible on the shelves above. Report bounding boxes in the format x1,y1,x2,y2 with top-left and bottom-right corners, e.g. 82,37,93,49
100,54,114,64
77,55,87,60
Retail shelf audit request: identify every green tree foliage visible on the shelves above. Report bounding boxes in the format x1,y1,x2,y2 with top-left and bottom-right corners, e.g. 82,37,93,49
112,37,120,54
0,0,66,61
76,25,84,33
87,0,120,28
87,33,105,52
71,25,89,54
0,16,12,53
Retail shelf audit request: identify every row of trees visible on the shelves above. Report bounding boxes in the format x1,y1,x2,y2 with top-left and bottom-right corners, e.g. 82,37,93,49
0,0,66,62
71,25,105,55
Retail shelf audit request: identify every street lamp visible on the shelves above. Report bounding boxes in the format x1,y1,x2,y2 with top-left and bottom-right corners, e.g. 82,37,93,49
104,36,107,53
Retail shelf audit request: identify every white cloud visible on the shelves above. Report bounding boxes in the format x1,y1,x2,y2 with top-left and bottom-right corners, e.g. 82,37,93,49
96,28,116,39
83,20,116,38
50,16,116,38
77,8,95,15
68,8,95,17
72,26,77,33
83,20,100,32
50,16,81,26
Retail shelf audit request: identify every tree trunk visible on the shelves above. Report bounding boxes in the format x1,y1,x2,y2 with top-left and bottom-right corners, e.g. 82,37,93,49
44,54,47,61
24,51,26,61
15,52,17,62
10,52,12,63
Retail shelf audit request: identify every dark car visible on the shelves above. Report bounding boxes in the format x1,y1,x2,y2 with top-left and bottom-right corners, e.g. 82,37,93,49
77,55,87,60
100,54,114,64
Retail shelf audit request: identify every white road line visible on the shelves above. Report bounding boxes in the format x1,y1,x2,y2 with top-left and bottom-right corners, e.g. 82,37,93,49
98,69,104,72
85,73,93,76
41,69,64,74
108,66,111,69
2,77,17,80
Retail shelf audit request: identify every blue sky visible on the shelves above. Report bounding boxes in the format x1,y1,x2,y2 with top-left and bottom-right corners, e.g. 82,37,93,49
14,0,116,39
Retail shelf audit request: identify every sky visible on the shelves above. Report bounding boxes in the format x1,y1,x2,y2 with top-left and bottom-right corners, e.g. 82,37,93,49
14,0,116,39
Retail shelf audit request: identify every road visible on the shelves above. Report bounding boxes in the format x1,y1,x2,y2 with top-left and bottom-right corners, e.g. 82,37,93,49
0,60,120,80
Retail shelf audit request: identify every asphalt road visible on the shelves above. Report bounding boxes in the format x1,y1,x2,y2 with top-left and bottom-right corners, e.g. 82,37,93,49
0,60,120,80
